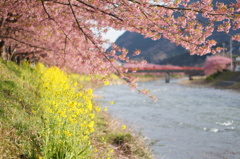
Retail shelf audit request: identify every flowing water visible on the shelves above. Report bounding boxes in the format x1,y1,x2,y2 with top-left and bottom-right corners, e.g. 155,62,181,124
94,79,240,159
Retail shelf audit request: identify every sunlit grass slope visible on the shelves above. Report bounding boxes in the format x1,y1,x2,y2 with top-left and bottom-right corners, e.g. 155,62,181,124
0,59,40,158
0,59,153,159
0,60,98,158
205,71,240,90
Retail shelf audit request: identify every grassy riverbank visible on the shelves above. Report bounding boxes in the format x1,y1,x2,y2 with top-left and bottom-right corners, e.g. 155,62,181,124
0,59,153,159
180,72,240,92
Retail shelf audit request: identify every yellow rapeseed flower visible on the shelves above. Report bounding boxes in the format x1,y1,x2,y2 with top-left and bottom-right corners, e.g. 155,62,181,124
121,125,127,130
87,89,92,95
69,101,77,107
64,130,72,137
95,106,101,112
89,113,95,119
89,127,94,133
68,117,75,124
73,82,78,87
36,64,96,157
88,121,94,128
109,101,114,105
104,80,109,85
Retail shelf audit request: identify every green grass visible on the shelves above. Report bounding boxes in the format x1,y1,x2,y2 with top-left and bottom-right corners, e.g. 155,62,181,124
0,59,40,158
205,71,240,90
206,71,239,81
229,82,240,90
0,59,154,159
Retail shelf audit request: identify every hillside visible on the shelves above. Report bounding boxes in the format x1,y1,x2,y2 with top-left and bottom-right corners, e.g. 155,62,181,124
109,30,240,66
107,0,239,66
109,31,187,64
159,53,210,67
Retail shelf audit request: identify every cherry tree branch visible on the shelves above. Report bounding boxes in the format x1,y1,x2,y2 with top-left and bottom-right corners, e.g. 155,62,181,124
76,0,124,22
0,36,52,51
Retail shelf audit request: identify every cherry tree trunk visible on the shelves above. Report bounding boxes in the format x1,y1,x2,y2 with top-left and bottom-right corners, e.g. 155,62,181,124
0,41,8,61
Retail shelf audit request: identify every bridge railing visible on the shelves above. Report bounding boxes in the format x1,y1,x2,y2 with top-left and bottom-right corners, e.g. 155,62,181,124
126,66,204,73
124,65,205,83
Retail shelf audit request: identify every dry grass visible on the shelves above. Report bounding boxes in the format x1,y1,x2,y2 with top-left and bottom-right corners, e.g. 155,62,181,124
92,112,154,159
180,72,240,92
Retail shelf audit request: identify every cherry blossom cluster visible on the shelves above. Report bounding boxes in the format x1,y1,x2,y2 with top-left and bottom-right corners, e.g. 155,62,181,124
204,55,232,75
0,0,239,81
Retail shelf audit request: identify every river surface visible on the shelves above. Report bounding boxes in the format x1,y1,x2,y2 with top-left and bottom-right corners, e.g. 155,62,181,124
94,79,240,159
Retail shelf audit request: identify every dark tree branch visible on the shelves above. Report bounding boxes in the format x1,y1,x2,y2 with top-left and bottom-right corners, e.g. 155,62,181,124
41,0,54,19
52,0,96,13
0,36,52,51
68,0,93,43
76,0,124,22
150,3,239,17
6,13,22,23
128,0,239,17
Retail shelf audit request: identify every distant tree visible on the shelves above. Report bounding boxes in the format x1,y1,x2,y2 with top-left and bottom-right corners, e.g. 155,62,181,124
204,55,232,75
0,0,240,87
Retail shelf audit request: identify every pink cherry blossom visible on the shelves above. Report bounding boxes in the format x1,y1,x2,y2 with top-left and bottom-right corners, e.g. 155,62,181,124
204,55,232,75
0,0,239,84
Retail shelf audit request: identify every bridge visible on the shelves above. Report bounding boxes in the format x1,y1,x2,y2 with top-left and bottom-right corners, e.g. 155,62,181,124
124,64,205,83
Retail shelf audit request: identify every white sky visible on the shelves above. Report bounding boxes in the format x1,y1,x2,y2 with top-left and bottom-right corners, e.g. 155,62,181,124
101,28,125,48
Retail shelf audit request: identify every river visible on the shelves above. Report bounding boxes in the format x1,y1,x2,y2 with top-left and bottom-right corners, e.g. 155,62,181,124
94,78,240,159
